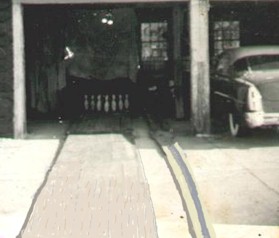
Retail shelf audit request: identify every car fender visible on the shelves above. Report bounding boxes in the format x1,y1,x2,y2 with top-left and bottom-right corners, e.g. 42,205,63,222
233,78,253,113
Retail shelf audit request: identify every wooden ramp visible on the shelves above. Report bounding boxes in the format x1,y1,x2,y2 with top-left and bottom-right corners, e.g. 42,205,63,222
69,114,132,134
19,134,158,238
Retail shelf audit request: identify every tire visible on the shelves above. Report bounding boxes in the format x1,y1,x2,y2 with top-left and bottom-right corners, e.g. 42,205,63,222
228,112,247,137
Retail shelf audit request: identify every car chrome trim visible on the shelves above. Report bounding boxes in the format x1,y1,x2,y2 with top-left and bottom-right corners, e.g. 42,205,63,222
234,77,253,87
245,112,279,128
214,91,245,105
213,91,231,99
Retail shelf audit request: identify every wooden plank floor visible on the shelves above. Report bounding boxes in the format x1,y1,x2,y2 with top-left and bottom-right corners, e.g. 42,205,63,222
20,134,158,238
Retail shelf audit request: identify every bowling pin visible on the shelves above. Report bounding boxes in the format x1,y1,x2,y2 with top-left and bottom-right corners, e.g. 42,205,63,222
84,94,89,111
124,94,129,110
111,94,117,112
118,94,123,111
104,95,109,113
97,94,102,112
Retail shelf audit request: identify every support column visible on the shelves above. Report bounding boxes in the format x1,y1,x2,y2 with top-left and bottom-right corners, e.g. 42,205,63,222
173,6,184,119
13,2,26,138
189,0,210,134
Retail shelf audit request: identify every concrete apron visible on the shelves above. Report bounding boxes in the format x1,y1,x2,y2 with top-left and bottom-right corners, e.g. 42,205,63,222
20,134,158,238
135,121,279,238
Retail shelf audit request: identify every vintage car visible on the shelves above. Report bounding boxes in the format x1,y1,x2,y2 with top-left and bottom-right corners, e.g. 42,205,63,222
211,46,279,136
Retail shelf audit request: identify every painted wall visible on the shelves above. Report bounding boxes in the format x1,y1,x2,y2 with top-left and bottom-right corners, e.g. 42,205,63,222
0,1,13,136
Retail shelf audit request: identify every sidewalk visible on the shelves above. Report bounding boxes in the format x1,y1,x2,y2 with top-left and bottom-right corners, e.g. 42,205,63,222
0,138,60,238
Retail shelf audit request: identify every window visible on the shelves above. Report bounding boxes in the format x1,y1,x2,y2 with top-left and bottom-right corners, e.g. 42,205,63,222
141,22,168,70
214,21,240,56
236,55,279,71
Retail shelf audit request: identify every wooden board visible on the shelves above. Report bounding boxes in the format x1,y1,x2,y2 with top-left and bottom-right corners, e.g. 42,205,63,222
13,0,279,4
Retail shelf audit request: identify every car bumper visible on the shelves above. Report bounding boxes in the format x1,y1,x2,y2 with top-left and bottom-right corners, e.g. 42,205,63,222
245,112,279,128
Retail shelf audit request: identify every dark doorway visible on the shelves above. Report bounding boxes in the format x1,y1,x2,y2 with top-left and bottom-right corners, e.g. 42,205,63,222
136,7,174,122
23,3,190,136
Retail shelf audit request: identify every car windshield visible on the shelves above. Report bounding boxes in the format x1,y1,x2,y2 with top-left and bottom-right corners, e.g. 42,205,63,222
233,54,279,72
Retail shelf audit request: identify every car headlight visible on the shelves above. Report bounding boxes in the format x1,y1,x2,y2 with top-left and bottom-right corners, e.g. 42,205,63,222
247,85,263,112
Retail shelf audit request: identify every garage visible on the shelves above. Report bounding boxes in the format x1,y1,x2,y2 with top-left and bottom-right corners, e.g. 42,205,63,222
9,0,208,138
2,0,279,138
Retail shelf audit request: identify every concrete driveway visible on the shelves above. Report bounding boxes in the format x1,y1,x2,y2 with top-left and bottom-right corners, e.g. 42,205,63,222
0,118,278,238
152,122,279,227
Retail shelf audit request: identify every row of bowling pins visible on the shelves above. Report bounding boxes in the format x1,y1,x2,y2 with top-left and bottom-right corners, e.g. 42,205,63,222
84,94,129,112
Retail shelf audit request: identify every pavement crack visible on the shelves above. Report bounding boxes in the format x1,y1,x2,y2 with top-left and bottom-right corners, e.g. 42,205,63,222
241,165,279,196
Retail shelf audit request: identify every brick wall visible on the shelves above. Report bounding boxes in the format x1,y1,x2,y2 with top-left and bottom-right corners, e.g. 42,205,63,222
0,1,13,137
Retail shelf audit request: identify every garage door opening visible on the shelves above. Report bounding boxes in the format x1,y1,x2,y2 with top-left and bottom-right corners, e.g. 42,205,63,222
23,3,190,136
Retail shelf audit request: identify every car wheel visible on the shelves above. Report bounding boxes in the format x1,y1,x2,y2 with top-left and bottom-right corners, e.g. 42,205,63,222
228,112,246,137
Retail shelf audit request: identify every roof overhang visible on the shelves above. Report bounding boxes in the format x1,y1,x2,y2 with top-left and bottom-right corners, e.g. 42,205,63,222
12,0,279,4
14,0,186,4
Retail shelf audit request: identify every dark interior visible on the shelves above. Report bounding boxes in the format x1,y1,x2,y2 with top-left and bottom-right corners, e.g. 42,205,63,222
23,2,279,124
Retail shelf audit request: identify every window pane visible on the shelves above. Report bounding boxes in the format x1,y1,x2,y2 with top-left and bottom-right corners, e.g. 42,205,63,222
215,41,223,50
231,30,239,39
141,22,168,66
141,23,150,42
213,20,240,55
214,30,222,40
214,21,223,30
232,21,239,28
142,42,152,60
150,23,158,41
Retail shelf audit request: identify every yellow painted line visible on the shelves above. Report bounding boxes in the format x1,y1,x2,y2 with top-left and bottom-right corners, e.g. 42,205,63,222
163,142,215,238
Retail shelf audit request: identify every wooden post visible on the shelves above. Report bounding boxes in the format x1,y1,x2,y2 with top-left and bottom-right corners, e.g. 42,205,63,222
13,2,26,138
173,6,184,119
189,0,210,134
